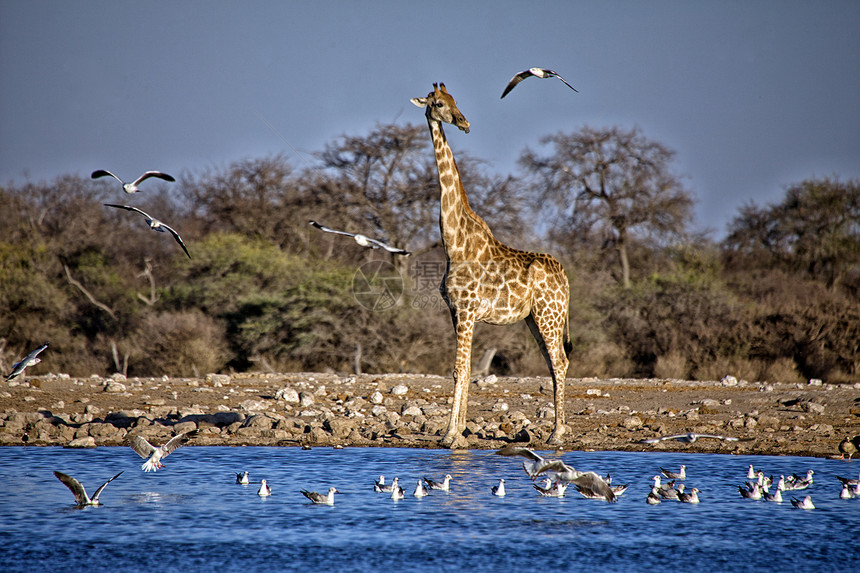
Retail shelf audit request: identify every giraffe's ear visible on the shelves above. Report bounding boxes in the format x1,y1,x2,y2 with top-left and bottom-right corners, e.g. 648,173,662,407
410,97,428,108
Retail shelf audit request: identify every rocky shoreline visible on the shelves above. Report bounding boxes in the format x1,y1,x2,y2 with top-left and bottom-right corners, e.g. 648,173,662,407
2,372,859,458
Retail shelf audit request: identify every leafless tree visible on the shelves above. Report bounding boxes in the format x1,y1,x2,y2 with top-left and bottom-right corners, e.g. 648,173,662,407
520,126,694,288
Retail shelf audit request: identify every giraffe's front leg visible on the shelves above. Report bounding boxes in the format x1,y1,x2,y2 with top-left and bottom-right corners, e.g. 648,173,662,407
546,344,569,445
442,314,474,448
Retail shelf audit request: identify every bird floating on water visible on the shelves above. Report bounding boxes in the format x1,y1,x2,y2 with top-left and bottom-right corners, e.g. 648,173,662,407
784,470,814,491
640,433,740,444
5,342,49,381
257,479,272,496
492,479,506,497
534,480,568,497
128,430,197,472
835,473,859,488
54,470,122,507
413,480,428,498
92,169,175,194
646,486,662,505
661,465,686,480
104,204,191,259
653,475,679,500
791,495,815,510
391,485,405,500
309,221,410,255
763,488,783,503
301,487,338,505
375,476,398,493
500,67,578,99
747,464,757,480
236,471,250,484
679,487,700,504
424,474,452,492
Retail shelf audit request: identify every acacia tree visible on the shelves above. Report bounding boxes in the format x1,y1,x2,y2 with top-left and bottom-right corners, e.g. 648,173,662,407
723,177,860,290
520,126,694,288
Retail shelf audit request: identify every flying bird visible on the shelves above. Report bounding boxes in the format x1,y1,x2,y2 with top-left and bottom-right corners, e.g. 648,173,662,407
495,446,615,502
500,67,579,99
257,479,272,496
5,342,48,381
104,204,191,259
54,470,123,507
91,169,175,194
639,433,740,444
309,221,410,255
128,430,197,472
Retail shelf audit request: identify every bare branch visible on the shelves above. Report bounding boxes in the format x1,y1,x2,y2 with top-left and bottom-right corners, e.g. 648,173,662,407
63,264,116,319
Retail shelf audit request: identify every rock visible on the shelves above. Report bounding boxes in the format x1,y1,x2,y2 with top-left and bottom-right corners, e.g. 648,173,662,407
104,382,126,393
275,388,300,403
66,436,96,448
173,420,198,433
390,384,409,396
491,401,509,413
242,415,273,429
205,373,231,386
369,391,384,405
371,405,388,417
239,399,269,412
324,418,355,439
299,392,315,407
802,401,825,415
622,416,643,430
401,404,423,417
721,375,738,386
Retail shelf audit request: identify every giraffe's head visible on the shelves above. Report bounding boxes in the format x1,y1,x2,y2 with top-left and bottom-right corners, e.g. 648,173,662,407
411,83,470,133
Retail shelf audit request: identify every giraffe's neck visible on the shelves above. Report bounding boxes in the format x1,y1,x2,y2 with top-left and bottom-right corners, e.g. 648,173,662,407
428,118,495,261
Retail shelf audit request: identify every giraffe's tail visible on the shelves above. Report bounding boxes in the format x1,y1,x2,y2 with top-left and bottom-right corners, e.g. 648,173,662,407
563,314,573,357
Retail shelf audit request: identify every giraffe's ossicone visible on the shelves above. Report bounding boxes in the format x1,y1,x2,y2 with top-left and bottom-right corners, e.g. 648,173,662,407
411,83,572,447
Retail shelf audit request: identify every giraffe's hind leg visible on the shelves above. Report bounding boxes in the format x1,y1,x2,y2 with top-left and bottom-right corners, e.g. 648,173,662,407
525,308,570,445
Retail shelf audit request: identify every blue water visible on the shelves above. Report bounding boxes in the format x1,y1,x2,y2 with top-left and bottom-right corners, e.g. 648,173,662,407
1,447,857,572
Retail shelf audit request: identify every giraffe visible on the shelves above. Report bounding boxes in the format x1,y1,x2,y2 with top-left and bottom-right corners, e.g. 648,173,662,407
411,83,572,447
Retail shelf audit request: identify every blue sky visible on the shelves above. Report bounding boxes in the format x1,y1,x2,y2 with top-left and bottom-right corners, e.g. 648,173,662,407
2,1,858,238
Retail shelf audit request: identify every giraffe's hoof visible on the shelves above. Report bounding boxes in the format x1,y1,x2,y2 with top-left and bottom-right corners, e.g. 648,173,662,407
441,430,466,449
547,429,565,446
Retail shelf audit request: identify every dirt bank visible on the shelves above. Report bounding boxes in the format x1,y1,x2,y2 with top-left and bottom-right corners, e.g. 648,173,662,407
2,372,859,458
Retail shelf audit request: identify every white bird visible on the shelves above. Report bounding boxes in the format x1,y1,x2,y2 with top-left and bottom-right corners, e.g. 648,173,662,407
104,204,191,259
500,67,578,99
375,476,398,493
839,484,854,499
496,445,616,502
492,479,506,497
301,487,338,505
610,483,630,497
309,221,410,255
413,480,428,498
424,474,452,492
763,488,783,503
653,475,679,500
661,465,686,480
128,430,197,472
739,482,762,500
679,487,700,504
391,485,405,500
640,433,739,444
791,495,815,510
236,471,250,484
776,475,787,491
784,470,814,491
747,464,757,480
257,479,271,496
646,486,662,505
54,470,122,507
5,342,49,381
92,169,175,194
534,480,568,497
